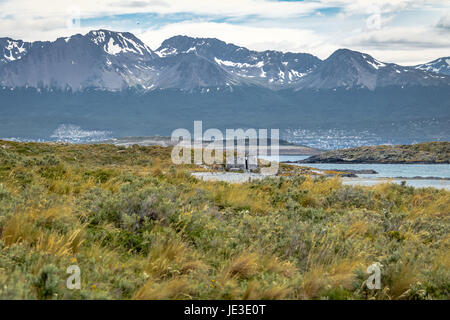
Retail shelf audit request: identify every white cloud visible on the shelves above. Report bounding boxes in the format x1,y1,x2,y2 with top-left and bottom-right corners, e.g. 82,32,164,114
325,0,446,15
0,0,325,41
138,21,450,65
436,14,450,29
341,26,450,64
0,0,449,65
0,0,324,23
138,21,331,55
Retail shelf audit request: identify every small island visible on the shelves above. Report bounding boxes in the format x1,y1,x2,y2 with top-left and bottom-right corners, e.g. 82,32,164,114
299,141,450,164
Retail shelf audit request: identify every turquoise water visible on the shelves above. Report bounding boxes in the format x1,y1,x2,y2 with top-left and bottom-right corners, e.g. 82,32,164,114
259,155,450,190
341,178,450,190
298,163,450,179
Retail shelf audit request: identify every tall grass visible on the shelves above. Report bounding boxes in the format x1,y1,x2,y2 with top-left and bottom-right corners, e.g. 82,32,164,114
0,140,448,299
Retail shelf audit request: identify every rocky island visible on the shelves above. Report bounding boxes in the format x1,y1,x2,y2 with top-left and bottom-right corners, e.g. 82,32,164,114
299,141,450,164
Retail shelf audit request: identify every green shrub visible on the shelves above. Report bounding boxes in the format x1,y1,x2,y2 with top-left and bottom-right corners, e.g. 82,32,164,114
32,264,61,299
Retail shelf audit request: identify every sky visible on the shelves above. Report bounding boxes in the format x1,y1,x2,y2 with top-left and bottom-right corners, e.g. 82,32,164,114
0,0,449,65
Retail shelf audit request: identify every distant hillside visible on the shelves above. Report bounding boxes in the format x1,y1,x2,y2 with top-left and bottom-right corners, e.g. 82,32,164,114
1,86,450,147
302,141,450,164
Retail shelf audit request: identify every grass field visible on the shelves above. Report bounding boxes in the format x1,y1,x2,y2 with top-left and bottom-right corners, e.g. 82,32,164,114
0,140,448,299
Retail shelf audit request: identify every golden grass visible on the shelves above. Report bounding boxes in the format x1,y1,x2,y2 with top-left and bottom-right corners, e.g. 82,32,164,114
302,176,342,195
345,220,369,239
243,281,291,300
34,228,85,257
410,191,450,218
1,212,36,246
134,276,192,300
146,238,208,280
1,205,85,257
223,253,260,280
200,182,271,214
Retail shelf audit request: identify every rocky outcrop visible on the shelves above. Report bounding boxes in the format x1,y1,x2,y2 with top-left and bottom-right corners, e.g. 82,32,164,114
300,142,450,164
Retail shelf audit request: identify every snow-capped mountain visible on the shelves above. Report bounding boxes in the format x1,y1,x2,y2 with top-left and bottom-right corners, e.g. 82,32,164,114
295,49,448,90
414,57,450,76
155,35,322,87
0,29,449,91
0,30,158,90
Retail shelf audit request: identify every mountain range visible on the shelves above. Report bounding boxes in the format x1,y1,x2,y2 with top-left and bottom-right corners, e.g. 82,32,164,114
0,29,449,148
1,29,449,91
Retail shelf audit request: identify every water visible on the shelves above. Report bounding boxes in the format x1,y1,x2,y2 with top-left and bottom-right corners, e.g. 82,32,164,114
192,172,267,183
283,128,384,150
259,155,450,190
296,163,450,179
2,124,113,144
259,155,310,162
50,124,112,143
341,178,450,190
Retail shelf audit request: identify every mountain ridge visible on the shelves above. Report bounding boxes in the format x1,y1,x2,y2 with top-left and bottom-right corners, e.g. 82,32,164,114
1,29,449,92
414,57,450,76
295,48,448,90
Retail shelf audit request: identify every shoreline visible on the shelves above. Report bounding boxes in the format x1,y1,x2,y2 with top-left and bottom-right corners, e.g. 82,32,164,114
295,161,450,164
191,172,450,190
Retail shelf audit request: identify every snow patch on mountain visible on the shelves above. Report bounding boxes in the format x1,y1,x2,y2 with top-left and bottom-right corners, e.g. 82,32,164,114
155,47,177,57
290,70,306,78
260,68,267,78
90,31,106,45
4,50,15,61
105,38,122,55
214,57,264,69
1,39,29,64
90,30,151,56
366,59,386,70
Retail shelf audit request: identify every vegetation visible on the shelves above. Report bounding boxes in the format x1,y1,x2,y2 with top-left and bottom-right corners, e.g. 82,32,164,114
0,140,448,300
303,141,450,163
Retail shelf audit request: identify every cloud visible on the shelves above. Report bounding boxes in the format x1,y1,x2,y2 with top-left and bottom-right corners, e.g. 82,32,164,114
325,0,446,15
343,26,450,49
0,0,449,65
340,26,450,64
0,0,326,41
0,0,324,22
436,14,450,30
138,20,450,65
138,21,330,54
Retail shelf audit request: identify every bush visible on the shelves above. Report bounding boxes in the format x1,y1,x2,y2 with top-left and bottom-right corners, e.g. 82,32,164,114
32,264,61,299
0,184,11,201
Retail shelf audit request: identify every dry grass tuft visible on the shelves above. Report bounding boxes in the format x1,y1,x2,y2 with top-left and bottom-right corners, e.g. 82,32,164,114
134,277,192,300
34,228,85,257
147,238,208,279
223,253,260,280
